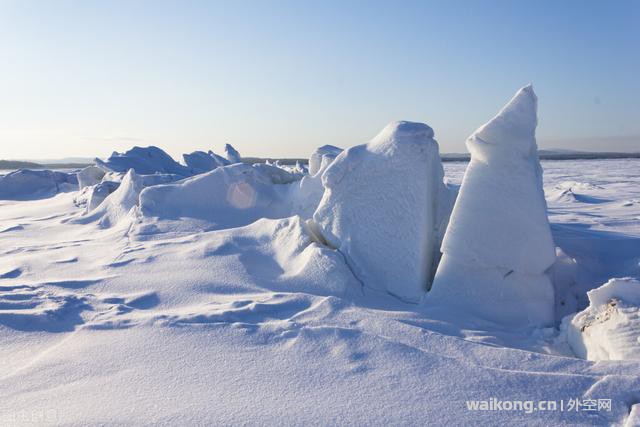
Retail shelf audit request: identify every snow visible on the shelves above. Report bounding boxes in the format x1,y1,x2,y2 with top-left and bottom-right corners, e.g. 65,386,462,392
138,163,295,231
587,277,640,307
0,169,78,200
77,165,105,190
224,143,242,164
562,278,640,361
85,180,119,212
74,169,143,228
1,156,639,425
428,86,556,327
95,146,190,176
1,90,640,424
313,121,452,303
183,150,230,175
309,144,342,175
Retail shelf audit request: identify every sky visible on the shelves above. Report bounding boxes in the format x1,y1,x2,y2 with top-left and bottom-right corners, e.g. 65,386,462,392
0,0,638,160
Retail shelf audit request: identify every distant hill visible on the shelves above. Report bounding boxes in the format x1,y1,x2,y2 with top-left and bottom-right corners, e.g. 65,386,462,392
31,157,95,164
0,160,91,170
0,160,43,169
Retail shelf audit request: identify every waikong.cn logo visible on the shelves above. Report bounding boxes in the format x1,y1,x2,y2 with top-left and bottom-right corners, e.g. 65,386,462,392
465,398,612,414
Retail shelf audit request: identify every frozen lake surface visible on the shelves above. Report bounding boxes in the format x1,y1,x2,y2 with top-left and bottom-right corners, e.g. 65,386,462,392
0,158,639,425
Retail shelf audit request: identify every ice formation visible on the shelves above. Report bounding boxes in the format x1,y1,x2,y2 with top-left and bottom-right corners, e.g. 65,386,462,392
86,181,120,212
77,170,143,228
183,150,230,175
308,145,342,176
224,144,242,164
77,165,106,190
313,121,451,302
428,85,555,327
139,163,293,229
562,278,640,360
0,169,78,200
95,146,190,176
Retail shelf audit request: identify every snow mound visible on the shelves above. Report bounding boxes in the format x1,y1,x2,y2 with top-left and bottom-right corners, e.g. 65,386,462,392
288,145,347,219
183,150,230,175
95,146,189,176
138,163,293,230
251,163,303,184
313,121,452,302
225,144,242,164
140,173,185,187
77,165,106,190
0,169,78,200
76,170,143,228
563,278,640,360
86,181,120,212
288,174,325,219
428,85,556,327
309,145,342,176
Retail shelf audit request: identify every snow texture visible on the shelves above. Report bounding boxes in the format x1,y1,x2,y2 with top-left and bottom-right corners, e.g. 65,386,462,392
95,146,190,176
183,150,230,175
428,86,556,327
313,121,451,302
76,169,143,228
0,169,78,200
77,166,106,190
563,278,640,360
309,145,342,176
139,163,293,230
86,181,120,212
0,155,639,425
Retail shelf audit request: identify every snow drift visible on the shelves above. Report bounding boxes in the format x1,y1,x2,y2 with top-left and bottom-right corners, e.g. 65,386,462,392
428,85,556,327
86,180,120,212
183,150,230,175
138,163,295,230
0,169,78,200
96,146,190,176
75,169,144,228
313,121,452,302
563,278,640,360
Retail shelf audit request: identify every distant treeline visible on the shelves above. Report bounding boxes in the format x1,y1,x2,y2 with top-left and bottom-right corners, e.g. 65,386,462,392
245,152,640,165
3,151,640,171
441,152,640,162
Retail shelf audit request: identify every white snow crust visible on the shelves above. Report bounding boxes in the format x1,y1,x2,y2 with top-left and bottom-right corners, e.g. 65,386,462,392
313,121,452,302
562,278,640,360
428,86,556,327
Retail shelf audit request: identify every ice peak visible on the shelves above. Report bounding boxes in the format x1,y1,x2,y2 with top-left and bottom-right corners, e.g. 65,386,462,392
372,121,434,145
225,144,242,164
470,85,538,157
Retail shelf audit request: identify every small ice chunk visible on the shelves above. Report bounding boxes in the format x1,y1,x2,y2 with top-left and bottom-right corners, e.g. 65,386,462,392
562,278,640,361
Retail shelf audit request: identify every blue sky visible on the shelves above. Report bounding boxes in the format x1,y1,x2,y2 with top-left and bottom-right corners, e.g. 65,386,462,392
1,0,638,159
